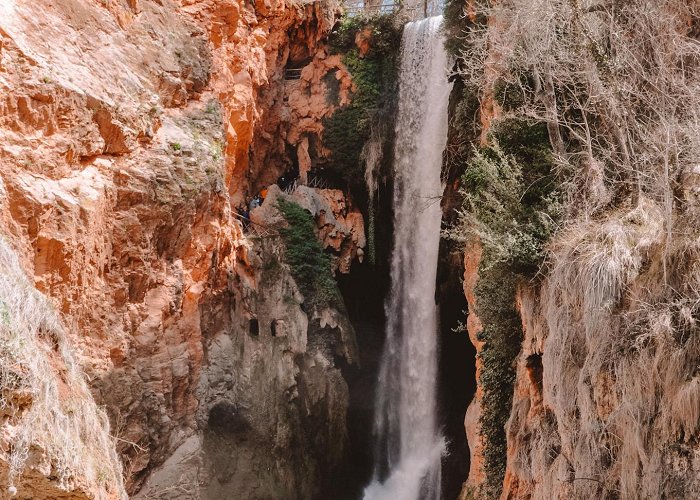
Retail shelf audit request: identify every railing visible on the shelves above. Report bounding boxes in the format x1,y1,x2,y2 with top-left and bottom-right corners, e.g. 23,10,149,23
308,175,331,190
344,1,442,20
345,2,407,16
282,175,334,194
233,210,277,238
284,68,303,81
283,179,298,194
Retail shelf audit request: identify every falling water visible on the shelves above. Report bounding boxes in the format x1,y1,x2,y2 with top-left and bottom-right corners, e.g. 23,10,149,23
364,16,452,500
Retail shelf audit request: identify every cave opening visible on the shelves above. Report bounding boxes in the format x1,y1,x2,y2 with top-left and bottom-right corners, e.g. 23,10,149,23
207,401,250,437
437,243,477,499
526,353,543,396
248,318,259,337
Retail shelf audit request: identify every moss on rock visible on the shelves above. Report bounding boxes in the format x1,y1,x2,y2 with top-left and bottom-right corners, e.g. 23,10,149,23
322,14,402,187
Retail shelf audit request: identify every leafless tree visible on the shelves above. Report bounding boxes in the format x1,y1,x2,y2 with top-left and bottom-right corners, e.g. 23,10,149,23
460,0,700,231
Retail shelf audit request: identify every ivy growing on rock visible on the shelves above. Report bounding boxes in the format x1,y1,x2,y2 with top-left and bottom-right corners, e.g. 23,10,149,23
473,265,521,497
322,14,402,187
277,199,339,311
447,114,563,495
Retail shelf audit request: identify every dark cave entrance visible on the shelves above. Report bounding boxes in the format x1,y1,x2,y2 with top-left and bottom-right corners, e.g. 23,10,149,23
436,241,477,499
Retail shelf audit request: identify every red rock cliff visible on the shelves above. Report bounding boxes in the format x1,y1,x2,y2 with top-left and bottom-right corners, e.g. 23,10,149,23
0,0,365,497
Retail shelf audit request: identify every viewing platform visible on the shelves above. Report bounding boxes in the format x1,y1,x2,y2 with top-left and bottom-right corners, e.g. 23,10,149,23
343,1,443,20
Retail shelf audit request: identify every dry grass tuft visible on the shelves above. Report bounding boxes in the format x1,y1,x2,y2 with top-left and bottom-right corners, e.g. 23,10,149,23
0,236,125,498
507,202,700,498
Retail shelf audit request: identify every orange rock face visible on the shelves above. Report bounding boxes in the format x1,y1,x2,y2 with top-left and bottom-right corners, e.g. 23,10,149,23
249,42,354,193
0,0,363,497
459,241,486,498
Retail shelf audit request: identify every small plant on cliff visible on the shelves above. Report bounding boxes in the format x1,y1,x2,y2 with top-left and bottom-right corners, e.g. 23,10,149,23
277,199,339,310
205,101,218,115
452,120,562,274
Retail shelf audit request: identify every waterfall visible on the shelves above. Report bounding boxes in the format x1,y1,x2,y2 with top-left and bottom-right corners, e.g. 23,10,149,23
364,16,452,500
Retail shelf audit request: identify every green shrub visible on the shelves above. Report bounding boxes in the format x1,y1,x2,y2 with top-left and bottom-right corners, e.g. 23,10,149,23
490,119,553,193
493,76,530,113
277,199,339,310
448,117,563,495
457,119,561,274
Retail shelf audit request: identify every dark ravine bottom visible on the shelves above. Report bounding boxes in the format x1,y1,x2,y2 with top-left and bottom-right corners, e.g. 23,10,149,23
437,247,477,499
326,256,391,500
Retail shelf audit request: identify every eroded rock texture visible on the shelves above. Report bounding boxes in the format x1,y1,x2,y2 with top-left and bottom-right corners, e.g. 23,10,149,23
138,183,361,499
0,236,126,500
502,198,700,500
453,3,700,499
0,0,365,497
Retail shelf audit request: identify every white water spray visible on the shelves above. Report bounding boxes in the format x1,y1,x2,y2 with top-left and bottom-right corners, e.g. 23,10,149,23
364,15,452,500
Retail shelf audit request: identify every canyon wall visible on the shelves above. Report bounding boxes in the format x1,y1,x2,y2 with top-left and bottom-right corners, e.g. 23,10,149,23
0,0,368,497
502,199,700,499
10,1,698,498
446,1,700,499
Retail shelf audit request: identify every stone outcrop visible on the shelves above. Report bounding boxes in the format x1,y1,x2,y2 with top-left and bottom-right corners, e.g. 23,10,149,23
136,183,362,499
251,185,366,273
0,0,366,497
249,40,354,193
